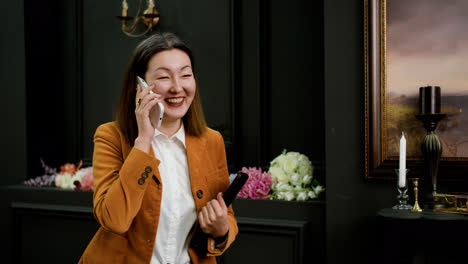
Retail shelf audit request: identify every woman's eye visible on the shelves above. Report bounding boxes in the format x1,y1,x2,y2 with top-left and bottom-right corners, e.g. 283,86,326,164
157,76,169,80
182,74,192,78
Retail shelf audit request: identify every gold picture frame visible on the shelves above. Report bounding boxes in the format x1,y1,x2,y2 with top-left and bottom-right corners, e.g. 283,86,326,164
364,0,468,182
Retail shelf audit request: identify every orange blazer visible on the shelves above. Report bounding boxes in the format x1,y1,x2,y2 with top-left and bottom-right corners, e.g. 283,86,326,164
79,122,238,264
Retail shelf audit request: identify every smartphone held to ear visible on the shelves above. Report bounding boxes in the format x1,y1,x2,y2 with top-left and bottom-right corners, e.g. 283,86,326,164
137,76,164,128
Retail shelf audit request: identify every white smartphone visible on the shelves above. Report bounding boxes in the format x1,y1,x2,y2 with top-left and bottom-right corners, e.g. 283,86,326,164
137,76,164,128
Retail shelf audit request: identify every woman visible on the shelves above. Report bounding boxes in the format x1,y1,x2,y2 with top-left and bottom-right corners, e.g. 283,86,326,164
79,32,238,264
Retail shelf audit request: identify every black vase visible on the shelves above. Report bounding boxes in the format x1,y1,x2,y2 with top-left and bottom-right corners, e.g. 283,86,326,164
416,114,446,208
421,132,442,194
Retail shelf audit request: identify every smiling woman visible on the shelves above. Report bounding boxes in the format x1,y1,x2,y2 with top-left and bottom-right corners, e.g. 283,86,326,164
79,32,239,264
143,48,196,131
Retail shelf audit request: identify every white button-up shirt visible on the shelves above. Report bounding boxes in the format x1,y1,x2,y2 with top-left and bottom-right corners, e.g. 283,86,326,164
150,124,197,264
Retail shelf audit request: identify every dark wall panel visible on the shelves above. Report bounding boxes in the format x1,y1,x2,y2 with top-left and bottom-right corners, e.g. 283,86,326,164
235,0,325,170
237,0,263,167
269,0,324,163
0,0,27,185
82,1,141,160
221,217,308,264
13,207,99,263
324,0,394,263
2,189,324,264
24,0,83,176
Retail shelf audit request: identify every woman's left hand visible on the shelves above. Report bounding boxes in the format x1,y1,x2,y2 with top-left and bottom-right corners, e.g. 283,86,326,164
199,192,229,238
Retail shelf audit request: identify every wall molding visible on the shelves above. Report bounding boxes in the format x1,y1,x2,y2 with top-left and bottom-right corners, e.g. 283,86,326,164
236,216,307,264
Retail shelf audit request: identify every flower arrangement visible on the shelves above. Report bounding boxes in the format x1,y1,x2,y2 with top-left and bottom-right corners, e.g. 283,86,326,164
268,150,324,201
235,167,274,199
23,159,94,191
229,150,324,201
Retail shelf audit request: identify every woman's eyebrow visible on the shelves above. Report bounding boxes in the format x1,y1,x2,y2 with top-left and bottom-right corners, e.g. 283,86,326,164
153,65,191,73
154,67,170,72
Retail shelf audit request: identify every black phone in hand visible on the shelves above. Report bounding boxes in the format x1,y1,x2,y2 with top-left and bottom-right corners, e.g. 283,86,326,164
222,172,249,207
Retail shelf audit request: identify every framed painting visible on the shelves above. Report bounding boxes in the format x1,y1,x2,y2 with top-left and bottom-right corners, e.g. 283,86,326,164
364,0,468,182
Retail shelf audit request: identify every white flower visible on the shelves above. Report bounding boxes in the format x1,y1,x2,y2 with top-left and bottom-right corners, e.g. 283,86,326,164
284,192,295,201
286,152,301,160
60,173,74,190
302,175,313,185
313,185,325,195
293,185,305,192
276,191,296,201
297,160,313,176
276,191,286,200
72,171,85,182
290,173,302,186
270,153,286,167
54,174,63,187
269,166,289,183
308,190,317,199
269,151,322,202
296,191,308,201
276,182,293,192
282,156,298,173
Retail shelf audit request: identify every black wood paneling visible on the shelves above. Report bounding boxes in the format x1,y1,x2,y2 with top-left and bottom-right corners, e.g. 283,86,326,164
235,0,325,169
24,0,83,176
221,217,307,264
2,187,324,264
324,0,394,263
12,203,98,264
0,0,27,185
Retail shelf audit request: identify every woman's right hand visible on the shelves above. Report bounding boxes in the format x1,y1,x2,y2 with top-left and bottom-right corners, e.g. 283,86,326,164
134,83,162,153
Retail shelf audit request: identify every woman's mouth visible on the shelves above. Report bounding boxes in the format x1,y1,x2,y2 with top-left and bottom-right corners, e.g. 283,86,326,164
165,97,184,106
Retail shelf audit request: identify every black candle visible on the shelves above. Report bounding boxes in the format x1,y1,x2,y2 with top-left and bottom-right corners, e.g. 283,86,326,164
419,86,441,114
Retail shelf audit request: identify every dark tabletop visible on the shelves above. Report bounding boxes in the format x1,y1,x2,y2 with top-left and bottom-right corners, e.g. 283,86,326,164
377,208,468,221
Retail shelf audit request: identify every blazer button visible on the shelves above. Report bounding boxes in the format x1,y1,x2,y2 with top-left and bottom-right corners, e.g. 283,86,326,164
138,178,145,185
141,172,148,179
196,190,203,199
145,166,152,173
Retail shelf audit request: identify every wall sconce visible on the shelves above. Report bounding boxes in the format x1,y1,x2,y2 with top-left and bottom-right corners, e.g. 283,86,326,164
117,0,160,37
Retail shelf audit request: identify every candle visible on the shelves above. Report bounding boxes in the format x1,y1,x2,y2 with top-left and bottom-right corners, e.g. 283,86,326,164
122,0,128,17
419,86,441,114
399,132,406,188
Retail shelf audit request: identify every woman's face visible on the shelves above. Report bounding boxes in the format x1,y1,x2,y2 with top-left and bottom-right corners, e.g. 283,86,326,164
144,48,196,124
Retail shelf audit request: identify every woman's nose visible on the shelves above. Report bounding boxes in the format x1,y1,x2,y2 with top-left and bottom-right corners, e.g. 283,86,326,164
169,78,183,93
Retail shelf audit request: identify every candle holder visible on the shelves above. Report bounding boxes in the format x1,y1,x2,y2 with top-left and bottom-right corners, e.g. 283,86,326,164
392,169,413,210
415,113,446,206
117,1,160,37
411,178,423,212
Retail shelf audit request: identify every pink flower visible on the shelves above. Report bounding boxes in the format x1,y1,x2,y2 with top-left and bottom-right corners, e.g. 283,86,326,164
237,167,274,199
78,167,94,191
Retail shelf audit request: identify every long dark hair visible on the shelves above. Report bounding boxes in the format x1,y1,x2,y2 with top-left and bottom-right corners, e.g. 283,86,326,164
114,32,207,145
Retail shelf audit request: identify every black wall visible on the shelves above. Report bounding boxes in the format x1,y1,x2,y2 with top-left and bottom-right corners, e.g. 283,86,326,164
324,1,394,263
1,0,27,186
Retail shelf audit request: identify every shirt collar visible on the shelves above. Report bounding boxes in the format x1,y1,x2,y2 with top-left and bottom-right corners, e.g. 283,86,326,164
154,123,186,148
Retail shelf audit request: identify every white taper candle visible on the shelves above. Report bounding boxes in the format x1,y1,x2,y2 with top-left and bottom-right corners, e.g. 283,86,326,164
399,132,406,188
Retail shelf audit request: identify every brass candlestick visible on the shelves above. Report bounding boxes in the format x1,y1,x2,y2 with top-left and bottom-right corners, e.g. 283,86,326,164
411,178,423,212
